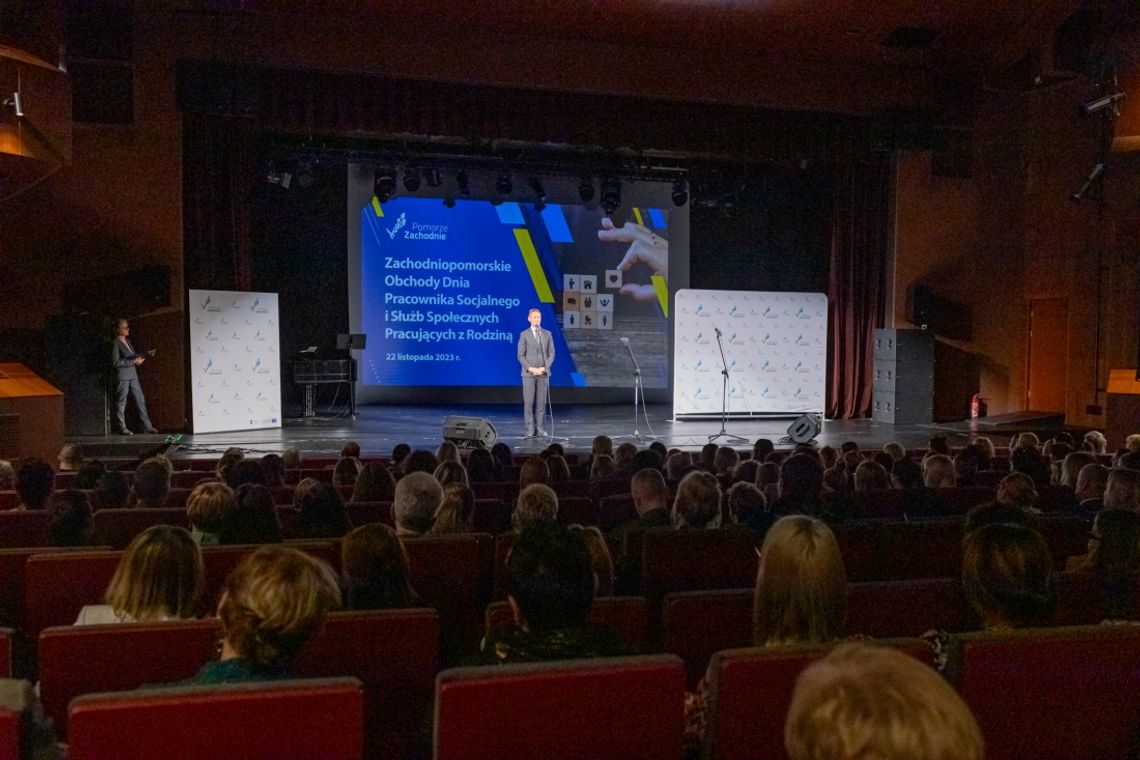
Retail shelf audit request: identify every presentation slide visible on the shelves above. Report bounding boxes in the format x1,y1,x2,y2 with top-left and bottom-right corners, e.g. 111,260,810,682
359,197,673,389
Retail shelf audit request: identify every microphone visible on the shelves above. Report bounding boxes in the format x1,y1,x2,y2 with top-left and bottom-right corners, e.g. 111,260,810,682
620,337,630,344
714,327,722,337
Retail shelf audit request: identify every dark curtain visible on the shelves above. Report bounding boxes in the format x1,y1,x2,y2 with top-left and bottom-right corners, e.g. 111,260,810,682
182,112,254,292
826,153,891,419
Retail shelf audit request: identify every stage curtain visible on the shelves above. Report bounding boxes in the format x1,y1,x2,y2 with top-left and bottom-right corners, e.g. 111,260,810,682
826,153,891,419
182,112,254,292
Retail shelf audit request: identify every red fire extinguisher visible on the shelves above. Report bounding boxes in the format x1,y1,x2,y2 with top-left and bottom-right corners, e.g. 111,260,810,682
971,394,987,419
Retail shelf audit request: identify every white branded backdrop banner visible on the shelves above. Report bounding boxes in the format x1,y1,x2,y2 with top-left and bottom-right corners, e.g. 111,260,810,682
673,289,827,417
188,289,282,434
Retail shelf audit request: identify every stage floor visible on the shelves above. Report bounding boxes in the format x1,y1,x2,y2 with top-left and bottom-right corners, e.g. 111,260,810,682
68,404,1067,462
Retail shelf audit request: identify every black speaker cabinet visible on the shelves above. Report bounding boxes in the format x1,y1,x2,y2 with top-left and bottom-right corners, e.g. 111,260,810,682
872,329,934,425
786,413,822,444
442,415,497,449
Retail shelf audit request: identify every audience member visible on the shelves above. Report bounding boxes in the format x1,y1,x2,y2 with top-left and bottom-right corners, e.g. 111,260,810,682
130,458,171,509
629,449,663,475
757,461,781,504
588,455,615,482
927,435,950,456
871,450,895,474
46,489,94,547
1060,451,1097,489
785,643,984,760
699,443,718,471
962,522,1054,629
727,482,771,533
331,456,362,487
219,484,283,545
0,460,13,490
953,446,980,486
92,470,130,510
186,480,236,545
649,441,669,460
731,459,760,486
490,442,513,475
818,446,839,471
260,453,286,487
76,525,203,624
995,472,1040,513
351,462,397,503
569,524,615,597
1010,446,1051,486
973,436,996,469
665,451,696,482
341,441,361,460
215,447,245,481
1126,434,1140,455
752,438,775,463
393,471,442,537
226,458,268,490
881,441,907,462
402,449,440,476
341,524,420,610
921,454,956,489
57,443,84,472
15,458,55,510
298,481,352,539
436,440,461,465
853,460,889,492
433,460,469,487
618,468,670,535
1104,467,1140,511
282,446,302,470
519,457,552,488
546,455,572,483
391,443,412,468
1083,430,1107,454
430,483,474,534
513,483,558,530
1067,510,1140,617
466,448,500,482
713,446,740,477
613,442,638,472
769,453,824,517
74,460,107,490
292,477,320,510
889,458,944,520
673,470,721,529
1072,463,1109,513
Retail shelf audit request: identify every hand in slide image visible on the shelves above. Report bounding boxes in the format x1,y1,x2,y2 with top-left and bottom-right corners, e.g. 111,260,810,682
597,218,668,302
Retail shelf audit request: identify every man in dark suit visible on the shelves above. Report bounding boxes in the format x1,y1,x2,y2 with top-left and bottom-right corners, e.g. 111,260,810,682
111,318,158,435
517,308,555,438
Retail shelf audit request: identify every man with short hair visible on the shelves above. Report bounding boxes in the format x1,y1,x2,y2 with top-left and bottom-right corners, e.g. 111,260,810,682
132,458,171,509
15,458,55,510
57,444,84,472
393,471,443,536
517,308,555,439
513,483,558,530
1074,463,1109,513
111,318,159,435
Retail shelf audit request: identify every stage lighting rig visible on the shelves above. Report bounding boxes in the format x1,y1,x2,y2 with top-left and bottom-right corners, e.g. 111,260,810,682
1070,163,1104,203
443,196,456,208
373,168,397,202
671,179,688,207
578,175,595,203
456,170,471,197
2,92,22,117
601,177,621,215
495,173,513,196
1082,91,1125,116
528,177,546,210
424,168,442,188
403,168,421,192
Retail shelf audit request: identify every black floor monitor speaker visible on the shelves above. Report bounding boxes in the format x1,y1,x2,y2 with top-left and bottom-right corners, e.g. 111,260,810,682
442,415,497,449
786,413,822,445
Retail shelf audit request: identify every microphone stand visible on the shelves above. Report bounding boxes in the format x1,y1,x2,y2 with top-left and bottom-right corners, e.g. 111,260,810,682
539,334,567,445
613,337,657,442
709,327,748,444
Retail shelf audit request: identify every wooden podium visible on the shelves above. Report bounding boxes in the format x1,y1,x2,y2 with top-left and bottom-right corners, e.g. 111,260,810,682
0,363,65,463
1107,369,1140,451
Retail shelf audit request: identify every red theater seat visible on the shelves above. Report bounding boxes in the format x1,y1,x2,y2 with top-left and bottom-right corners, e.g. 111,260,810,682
67,677,364,760
434,655,685,760
0,708,18,760
639,528,764,613
24,550,121,640
0,627,12,677
597,494,637,532
557,495,598,527
471,498,511,534
345,500,393,527
471,481,518,504
92,508,189,549
0,492,18,511
846,577,967,636
956,625,1140,760
661,589,753,688
483,596,651,655
0,509,50,548
704,639,931,760
404,533,493,660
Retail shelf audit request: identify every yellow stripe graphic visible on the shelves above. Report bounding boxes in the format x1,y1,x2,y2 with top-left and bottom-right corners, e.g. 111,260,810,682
514,229,554,303
371,197,384,217
632,207,644,226
652,275,668,317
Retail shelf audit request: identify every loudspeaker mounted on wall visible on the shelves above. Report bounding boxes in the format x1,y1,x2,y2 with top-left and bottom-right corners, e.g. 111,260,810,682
786,413,822,445
442,415,497,449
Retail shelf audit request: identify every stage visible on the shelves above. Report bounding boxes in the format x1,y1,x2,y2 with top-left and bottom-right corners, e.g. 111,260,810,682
67,404,1072,464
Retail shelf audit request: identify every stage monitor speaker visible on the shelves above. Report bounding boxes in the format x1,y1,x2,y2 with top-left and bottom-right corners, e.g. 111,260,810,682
442,415,497,449
786,413,821,445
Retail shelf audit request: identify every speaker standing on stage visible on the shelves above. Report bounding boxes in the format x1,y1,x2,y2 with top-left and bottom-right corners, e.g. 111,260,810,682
518,308,554,439
111,319,158,435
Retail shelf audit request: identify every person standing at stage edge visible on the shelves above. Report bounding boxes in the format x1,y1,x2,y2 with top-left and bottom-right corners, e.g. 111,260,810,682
518,308,555,439
111,318,158,435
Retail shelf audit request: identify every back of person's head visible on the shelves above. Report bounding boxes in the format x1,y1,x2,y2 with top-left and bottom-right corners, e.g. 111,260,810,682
186,481,236,536
818,446,838,470
840,441,859,455
74,460,107,490
588,455,615,481
507,521,595,631
393,471,442,536
778,453,824,505
16,457,55,509
568,524,614,597
490,442,512,471
962,522,1053,629
281,447,302,470
889,457,922,490
292,477,320,509
1075,462,1110,501
672,470,722,529
872,451,895,474
665,451,693,481
973,436,996,465
433,460,469,487
614,442,638,470
341,523,416,610
219,484,283,545
1083,430,1108,454
853,461,889,492
513,483,558,530
1105,467,1140,511
0,460,13,490
649,441,668,459
1087,509,1140,580
519,457,551,488
1126,434,1140,454
105,525,203,621
700,442,719,470
226,459,268,490
132,458,172,507
732,459,761,485
216,448,245,480
728,482,766,525
757,461,780,487
753,438,775,462
298,481,351,538
754,515,846,646
47,489,94,546
963,501,1036,534
1011,446,1050,485
466,448,498,482
92,470,130,510
331,456,362,487
631,468,668,514
953,447,979,483
714,446,741,475
260,454,286,487
822,466,848,495
402,449,440,476
432,483,474,534
217,545,340,668
1061,451,1097,489
1015,432,1041,451
882,441,907,461
352,462,397,502
391,443,412,466
927,435,950,456
630,449,663,475
436,440,461,464
785,643,984,760
922,454,956,489
58,443,84,470
546,455,572,483
591,435,613,457
996,472,1038,509
340,441,361,460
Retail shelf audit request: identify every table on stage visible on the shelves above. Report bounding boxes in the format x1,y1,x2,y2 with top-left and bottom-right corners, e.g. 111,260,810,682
0,363,65,463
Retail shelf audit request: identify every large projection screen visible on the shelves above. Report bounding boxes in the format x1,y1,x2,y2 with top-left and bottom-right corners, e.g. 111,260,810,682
673,289,827,418
188,289,282,433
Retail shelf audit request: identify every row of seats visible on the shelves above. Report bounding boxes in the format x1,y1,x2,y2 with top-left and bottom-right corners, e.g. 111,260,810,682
7,622,1137,760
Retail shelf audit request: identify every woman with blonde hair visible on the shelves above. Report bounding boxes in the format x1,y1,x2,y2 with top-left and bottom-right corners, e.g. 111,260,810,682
185,480,235,546
753,515,847,646
76,525,203,624
332,456,362,487
433,460,469,487
436,440,462,465
430,482,474,534
569,524,615,597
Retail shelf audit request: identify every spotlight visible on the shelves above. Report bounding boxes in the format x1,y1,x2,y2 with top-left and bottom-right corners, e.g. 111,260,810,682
1081,92,1125,116
443,197,456,209
671,179,688,207
601,177,622,215
266,163,291,189
373,168,397,203
2,92,22,117
403,168,421,192
496,173,513,196
456,170,470,197
1070,163,1104,202
528,177,546,210
424,168,442,188
578,176,595,203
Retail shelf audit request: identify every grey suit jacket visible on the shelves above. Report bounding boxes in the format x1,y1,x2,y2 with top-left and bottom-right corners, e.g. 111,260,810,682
517,328,555,377
111,337,140,381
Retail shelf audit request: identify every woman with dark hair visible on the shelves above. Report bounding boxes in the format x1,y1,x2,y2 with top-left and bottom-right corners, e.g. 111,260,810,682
92,470,131,510
466,448,499,483
47,490,95,546
962,523,1054,629
260,454,286,488
402,449,440,476
1067,510,1140,618
341,524,420,610
219,484,283,545
351,462,397,502
546,455,572,484
519,457,551,489
391,443,412,468
298,481,352,538
490,442,513,475
433,460,469,487
225,459,267,490
74,460,107,490
331,456,362,487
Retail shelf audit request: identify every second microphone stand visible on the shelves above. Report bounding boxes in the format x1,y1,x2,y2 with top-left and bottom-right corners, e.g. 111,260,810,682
613,338,657,442
709,328,748,444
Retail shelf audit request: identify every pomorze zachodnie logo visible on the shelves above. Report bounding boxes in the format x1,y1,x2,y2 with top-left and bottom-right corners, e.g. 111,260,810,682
387,212,407,239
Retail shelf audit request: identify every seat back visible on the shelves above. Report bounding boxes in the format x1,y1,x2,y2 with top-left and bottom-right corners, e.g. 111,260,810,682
877,520,963,580
404,533,493,661
293,609,440,760
0,509,50,548
557,495,598,527
597,494,637,533
345,501,393,528
483,597,651,655
25,551,122,640
846,578,967,636
956,625,1140,760
67,677,364,760
0,546,105,630
38,619,220,738
434,655,685,760
704,639,931,760
661,589,753,688
0,627,12,677
201,541,339,611
92,508,189,549
640,528,763,612
471,498,511,534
